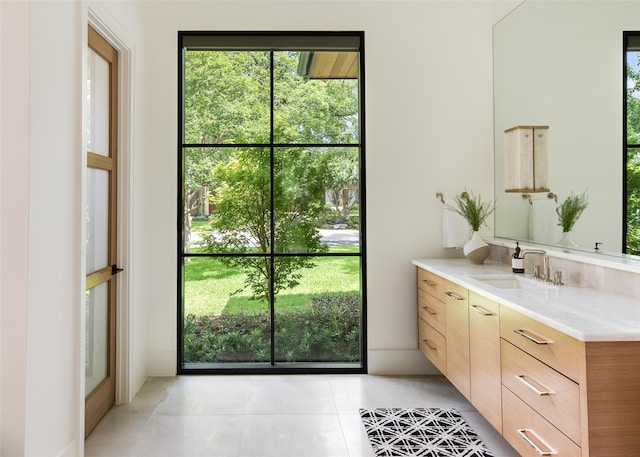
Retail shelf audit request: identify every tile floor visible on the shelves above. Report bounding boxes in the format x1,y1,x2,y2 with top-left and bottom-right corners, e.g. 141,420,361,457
84,374,520,457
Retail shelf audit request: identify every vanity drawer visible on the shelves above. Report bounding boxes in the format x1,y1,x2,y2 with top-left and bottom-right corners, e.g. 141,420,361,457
417,268,446,301
500,306,580,382
502,386,581,457
418,289,446,335
501,339,581,444
418,318,447,374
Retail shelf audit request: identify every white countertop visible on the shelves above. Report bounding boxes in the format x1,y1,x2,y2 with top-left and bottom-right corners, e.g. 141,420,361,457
412,259,640,342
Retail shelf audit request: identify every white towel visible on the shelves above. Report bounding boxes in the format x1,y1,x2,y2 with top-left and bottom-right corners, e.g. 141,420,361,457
442,206,470,248
529,198,561,244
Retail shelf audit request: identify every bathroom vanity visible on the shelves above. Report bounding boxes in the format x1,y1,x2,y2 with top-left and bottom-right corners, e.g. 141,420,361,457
412,257,640,457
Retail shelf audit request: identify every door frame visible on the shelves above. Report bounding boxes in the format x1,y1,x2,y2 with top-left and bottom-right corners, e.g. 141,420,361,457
81,7,134,439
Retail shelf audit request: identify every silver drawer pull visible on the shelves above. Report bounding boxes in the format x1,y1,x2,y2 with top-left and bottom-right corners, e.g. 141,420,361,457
422,279,437,288
514,329,553,345
422,306,437,315
445,291,465,301
470,304,493,316
516,429,557,455
516,374,555,396
422,339,437,351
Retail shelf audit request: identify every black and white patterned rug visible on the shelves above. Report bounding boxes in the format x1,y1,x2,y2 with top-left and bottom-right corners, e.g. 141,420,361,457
359,408,495,457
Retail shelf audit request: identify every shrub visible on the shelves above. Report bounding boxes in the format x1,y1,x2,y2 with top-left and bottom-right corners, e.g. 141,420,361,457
183,294,361,364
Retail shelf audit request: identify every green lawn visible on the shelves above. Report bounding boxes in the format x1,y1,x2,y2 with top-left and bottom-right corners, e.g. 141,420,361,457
183,246,360,316
191,218,209,231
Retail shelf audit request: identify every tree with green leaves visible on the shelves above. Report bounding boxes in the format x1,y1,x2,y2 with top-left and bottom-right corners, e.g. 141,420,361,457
182,51,271,251
326,148,359,222
184,49,359,302
205,148,331,303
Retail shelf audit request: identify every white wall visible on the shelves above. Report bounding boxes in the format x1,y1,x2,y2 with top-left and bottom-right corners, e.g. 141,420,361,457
1,2,30,456
1,1,511,455
23,2,84,455
137,0,506,376
0,1,146,455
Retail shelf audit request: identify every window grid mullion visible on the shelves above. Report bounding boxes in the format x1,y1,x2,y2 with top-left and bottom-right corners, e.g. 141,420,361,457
269,50,276,366
178,33,366,373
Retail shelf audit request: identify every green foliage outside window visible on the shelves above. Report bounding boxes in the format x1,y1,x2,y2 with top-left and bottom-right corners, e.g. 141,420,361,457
181,44,362,364
627,51,640,255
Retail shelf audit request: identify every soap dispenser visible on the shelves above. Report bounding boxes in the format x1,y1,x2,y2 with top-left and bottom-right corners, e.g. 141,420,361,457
512,242,524,273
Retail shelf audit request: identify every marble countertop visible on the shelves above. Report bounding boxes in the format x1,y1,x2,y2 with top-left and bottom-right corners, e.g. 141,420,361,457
412,259,640,342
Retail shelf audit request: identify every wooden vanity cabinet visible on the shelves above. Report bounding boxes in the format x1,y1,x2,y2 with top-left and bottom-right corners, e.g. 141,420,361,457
502,386,581,457
417,268,447,374
416,265,640,457
417,267,446,301
444,281,470,400
468,291,502,432
418,318,447,373
416,268,472,394
416,269,501,417
578,340,640,456
500,304,640,457
500,305,582,456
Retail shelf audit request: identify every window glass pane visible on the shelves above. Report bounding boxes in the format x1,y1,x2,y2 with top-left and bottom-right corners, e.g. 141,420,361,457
85,282,109,395
182,146,225,253
86,167,109,273
183,257,270,365
273,51,359,144
187,147,272,255
273,147,360,253
628,147,640,255
627,49,640,143
273,256,361,363
183,51,270,144
627,42,640,254
87,48,110,156
180,34,364,371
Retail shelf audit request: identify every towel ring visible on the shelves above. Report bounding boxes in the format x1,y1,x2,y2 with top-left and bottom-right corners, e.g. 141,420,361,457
522,193,532,205
436,191,468,204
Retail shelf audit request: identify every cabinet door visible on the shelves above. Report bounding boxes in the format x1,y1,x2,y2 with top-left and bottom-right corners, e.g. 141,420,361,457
469,292,502,432
445,281,470,400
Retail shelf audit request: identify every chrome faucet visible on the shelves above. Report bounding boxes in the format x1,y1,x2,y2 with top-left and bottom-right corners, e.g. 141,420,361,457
519,249,550,282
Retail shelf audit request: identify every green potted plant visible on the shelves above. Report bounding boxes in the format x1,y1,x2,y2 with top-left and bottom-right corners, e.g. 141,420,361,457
556,190,589,247
448,190,495,263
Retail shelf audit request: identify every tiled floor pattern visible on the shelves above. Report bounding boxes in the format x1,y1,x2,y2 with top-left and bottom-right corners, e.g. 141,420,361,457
84,375,520,457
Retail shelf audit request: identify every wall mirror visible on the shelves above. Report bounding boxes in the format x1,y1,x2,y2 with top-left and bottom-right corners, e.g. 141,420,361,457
493,0,640,258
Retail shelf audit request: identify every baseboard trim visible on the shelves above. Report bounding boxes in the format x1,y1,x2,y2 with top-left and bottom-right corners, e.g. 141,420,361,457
56,440,76,457
146,350,177,376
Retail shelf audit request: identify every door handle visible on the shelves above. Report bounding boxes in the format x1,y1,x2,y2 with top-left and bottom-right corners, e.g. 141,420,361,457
111,264,124,275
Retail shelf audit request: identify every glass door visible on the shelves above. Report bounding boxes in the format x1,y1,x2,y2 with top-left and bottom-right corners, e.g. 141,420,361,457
85,25,119,436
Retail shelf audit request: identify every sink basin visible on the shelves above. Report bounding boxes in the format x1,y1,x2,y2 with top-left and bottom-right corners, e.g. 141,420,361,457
469,274,546,290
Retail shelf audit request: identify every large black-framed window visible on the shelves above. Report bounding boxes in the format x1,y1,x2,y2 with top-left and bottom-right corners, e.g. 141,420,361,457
177,31,366,374
625,32,640,255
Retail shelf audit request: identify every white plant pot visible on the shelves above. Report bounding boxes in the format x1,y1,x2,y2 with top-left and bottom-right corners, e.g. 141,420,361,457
463,231,490,264
558,231,578,248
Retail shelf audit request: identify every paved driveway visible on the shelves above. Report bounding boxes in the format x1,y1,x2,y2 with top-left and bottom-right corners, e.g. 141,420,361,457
189,228,359,248
319,229,359,246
